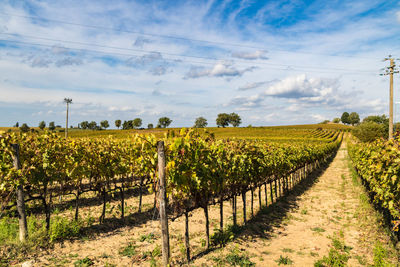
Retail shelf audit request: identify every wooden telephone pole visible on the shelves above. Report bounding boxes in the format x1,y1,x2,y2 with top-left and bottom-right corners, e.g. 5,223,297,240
64,98,72,138
382,56,399,139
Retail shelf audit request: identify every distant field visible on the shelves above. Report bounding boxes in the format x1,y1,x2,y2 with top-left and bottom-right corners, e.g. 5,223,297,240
1,123,352,141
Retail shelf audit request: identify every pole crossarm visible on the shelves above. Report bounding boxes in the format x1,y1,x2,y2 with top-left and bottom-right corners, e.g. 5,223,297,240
381,55,399,139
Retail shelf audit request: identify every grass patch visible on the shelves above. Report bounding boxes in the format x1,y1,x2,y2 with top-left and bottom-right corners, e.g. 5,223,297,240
373,241,392,267
49,216,82,242
301,208,308,215
119,242,136,257
275,255,293,265
354,255,367,265
210,224,241,247
282,248,295,253
314,237,352,267
211,246,255,267
74,257,94,267
142,245,161,267
139,232,155,243
311,227,325,233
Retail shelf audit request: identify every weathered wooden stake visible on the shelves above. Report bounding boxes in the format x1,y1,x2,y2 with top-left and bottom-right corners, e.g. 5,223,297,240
138,176,143,213
242,191,247,225
11,144,28,242
203,205,210,249
220,197,224,231
270,182,274,203
264,183,268,206
157,141,170,266
250,188,254,218
232,195,237,226
184,211,190,263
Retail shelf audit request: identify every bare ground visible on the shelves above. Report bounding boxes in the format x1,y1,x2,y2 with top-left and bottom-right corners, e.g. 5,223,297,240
26,141,398,266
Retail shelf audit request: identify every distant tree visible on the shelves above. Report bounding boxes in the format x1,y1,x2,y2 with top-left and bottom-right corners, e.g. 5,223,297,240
38,121,46,130
49,121,56,131
349,112,360,126
148,123,154,129
100,120,110,129
158,117,172,128
88,121,97,130
133,118,142,129
363,114,388,124
20,123,30,133
363,114,389,137
80,121,89,130
122,120,134,130
229,113,241,127
341,112,350,125
115,119,121,129
216,113,230,128
320,120,330,124
353,122,386,142
14,122,19,128
332,118,341,123
194,117,208,128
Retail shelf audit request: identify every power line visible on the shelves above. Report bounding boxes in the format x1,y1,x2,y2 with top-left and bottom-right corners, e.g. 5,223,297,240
0,12,263,50
0,36,378,75
0,12,380,60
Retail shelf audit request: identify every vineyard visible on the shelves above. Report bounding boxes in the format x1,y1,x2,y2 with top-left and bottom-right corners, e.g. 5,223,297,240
348,138,400,236
0,128,343,265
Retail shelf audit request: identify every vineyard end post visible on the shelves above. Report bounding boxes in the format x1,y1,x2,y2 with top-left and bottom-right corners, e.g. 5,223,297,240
11,144,28,242
157,141,170,266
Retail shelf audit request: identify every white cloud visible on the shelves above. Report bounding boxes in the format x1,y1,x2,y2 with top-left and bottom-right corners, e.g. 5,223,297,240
51,45,69,55
232,50,268,60
311,114,328,122
238,81,266,91
149,65,168,76
397,11,400,23
133,36,152,48
265,74,337,99
108,106,135,112
126,52,163,67
184,62,257,79
227,74,365,112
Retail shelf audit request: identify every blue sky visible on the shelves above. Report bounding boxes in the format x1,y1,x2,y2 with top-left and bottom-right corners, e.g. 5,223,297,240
0,0,399,128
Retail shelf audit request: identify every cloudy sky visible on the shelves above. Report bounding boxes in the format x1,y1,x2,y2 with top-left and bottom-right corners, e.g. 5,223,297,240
0,0,399,128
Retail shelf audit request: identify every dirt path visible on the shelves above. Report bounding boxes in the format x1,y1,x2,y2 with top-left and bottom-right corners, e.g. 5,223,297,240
31,141,398,266
193,141,398,266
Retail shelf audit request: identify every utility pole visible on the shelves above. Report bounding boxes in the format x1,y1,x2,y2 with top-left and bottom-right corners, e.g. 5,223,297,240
64,98,72,138
381,56,399,139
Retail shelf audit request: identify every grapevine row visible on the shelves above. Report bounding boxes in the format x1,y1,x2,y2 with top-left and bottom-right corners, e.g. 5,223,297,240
348,138,400,233
0,129,341,258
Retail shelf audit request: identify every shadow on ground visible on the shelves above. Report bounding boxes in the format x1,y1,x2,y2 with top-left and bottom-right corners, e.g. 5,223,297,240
191,150,338,261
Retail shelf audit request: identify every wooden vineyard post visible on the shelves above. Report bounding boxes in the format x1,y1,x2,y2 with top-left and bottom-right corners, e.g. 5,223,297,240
11,144,28,242
232,195,237,226
157,141,170,266
242,191,247,225
250,188,254,218
264,183,268,206
270,182,274,203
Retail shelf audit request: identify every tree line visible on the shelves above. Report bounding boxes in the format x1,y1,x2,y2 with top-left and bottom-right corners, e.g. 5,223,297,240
13,112,242,132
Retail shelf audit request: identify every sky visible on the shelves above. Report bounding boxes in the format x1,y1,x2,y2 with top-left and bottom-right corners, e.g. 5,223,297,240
0,0,400,128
